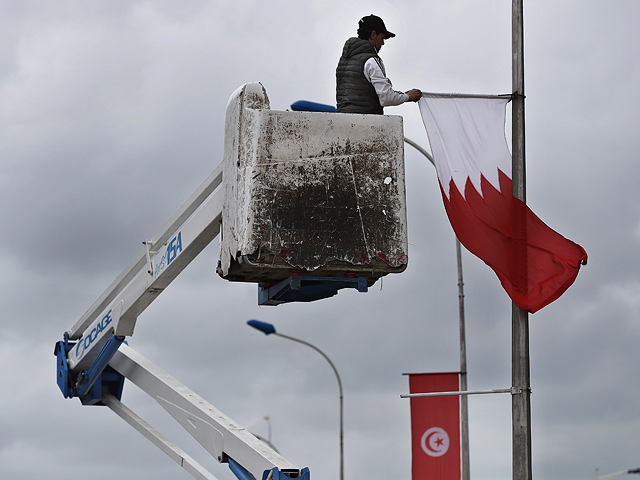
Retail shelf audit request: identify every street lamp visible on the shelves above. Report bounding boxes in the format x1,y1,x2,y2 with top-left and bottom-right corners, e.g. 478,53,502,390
247,319,344,480
597,468,640,480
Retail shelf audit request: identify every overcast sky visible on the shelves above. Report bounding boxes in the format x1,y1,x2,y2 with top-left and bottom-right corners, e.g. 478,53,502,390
1,1,639,480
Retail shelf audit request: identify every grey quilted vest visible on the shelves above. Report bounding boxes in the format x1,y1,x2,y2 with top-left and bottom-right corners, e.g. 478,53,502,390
336,37,383,114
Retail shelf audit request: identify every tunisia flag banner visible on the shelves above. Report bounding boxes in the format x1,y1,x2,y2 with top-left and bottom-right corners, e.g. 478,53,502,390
418,93,587,313
408,372,461,480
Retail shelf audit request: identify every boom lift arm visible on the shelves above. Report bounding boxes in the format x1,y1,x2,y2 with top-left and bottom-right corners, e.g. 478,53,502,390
54,158,306,480
55,159,225,400
106,344,305,480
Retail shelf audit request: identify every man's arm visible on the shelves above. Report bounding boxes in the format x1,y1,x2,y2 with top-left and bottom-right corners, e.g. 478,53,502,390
364,57,421,106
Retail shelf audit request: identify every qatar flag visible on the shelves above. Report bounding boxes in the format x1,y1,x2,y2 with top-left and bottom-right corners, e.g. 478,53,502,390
418,93,587,313
408,372,461,480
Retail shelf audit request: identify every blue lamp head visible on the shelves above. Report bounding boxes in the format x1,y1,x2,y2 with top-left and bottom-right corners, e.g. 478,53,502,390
247,319,276,335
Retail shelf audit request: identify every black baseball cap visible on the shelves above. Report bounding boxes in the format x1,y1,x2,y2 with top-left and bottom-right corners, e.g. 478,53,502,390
359,14,396,38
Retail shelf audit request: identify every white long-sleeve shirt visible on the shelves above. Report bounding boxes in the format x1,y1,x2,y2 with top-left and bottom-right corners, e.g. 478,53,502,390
363,56,409,107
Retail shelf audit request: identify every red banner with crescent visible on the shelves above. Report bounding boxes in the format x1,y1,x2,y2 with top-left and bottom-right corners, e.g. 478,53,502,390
408,372,461,480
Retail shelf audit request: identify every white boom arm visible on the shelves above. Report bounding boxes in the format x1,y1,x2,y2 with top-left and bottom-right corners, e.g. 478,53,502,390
54,156,308,480
101,395,220,480
68,162,223,342
105,344,302,480
67,162,223,373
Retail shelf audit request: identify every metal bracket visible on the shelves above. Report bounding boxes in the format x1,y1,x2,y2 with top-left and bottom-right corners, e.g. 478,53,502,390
143,240,159,276
258,275,368,305
54,332,72,398
401,386,531,398
75,334,126,401
54,331,125,405
263,467,310,480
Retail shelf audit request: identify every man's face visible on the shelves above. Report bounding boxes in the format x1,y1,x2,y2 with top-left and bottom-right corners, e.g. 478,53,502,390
368,31,385,51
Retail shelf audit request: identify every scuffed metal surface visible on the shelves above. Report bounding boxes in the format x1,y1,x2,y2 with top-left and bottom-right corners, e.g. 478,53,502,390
218,83,407,287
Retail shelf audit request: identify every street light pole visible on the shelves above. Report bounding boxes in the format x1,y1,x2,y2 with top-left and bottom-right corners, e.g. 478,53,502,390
247,320,344,480
404,137,470,480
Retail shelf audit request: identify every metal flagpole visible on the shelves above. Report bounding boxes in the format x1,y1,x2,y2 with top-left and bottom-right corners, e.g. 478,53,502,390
511,0,533,479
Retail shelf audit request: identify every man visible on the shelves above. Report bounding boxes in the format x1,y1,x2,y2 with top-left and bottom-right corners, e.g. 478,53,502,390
336,15,421,114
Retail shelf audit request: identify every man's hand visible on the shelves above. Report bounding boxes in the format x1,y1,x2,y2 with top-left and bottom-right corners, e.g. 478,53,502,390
405,89,422,102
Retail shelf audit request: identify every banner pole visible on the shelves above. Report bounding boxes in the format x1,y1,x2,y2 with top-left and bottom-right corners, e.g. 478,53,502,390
512,1,533,480
457,238,470,480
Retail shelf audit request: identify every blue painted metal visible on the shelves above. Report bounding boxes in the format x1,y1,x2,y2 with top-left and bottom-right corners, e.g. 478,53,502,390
54,332,72,398
76,334,125,400
79,366,126,406
228,458,257,480
229,461,311,480
258,275,367,305
247,320,276,335
54,333,126,405
262,467,311,480
290,100,336,113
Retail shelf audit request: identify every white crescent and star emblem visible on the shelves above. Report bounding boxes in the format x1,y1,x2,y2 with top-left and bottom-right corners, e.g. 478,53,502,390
421,427,450,457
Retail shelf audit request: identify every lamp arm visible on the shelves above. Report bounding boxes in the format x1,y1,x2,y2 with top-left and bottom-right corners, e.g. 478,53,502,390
274,333,343,396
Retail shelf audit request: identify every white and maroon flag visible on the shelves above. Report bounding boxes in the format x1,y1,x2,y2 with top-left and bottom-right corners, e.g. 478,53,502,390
418,93,587,313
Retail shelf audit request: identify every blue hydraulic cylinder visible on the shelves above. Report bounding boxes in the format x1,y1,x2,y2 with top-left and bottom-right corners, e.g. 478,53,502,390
228,458,257,480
